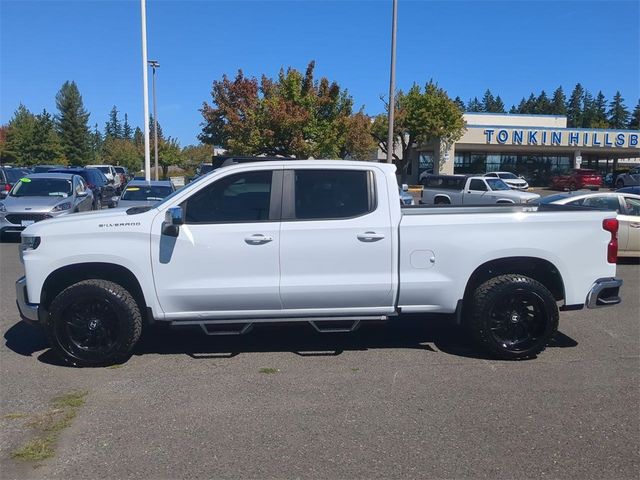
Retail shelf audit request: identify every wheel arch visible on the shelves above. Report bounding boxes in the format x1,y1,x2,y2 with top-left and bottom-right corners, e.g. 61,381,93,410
462,256,565,305
40,263,149,320
434,194,452,204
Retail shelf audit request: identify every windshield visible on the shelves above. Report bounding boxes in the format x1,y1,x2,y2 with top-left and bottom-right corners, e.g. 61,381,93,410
10,178,72,197
114,167,125,173
121,185,173,201
5,169,30,182
497,172,518,180
97,167,111,174
485,178,511,191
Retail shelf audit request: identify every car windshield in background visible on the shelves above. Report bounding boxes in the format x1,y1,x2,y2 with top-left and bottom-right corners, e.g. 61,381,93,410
114,167,126,173
5,169,30,182
11,178,72,197
486,178,511,191
121,185,173,201
498,173,519,180
96,167,111,174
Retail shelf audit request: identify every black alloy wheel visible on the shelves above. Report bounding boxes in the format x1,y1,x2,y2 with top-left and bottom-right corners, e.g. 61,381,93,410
467,274,558,360
46,279,142,367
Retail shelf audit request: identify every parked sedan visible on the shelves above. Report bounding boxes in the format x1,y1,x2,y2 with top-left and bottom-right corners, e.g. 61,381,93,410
0,173,94,235
116,180,175,208
550,169,602,191
484,171,529,190
540,191,640,258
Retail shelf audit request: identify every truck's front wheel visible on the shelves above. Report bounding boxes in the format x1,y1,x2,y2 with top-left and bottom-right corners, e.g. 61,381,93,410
468,274,558,360
46,280,142,367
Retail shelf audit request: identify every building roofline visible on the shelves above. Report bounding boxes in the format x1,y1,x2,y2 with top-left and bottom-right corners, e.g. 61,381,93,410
463,112,568,119
465,124,640,133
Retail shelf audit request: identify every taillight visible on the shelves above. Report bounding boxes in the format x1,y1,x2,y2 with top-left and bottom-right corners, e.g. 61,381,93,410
602,218,618,264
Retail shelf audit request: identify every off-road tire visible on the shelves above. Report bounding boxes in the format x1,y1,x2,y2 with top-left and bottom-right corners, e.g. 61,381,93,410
46,279,142,367
468,274,558,360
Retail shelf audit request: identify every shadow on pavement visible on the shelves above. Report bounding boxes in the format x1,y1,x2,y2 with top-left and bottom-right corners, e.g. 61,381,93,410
4,316,579,368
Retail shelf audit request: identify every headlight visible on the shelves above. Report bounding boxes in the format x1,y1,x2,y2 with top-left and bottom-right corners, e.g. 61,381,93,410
21,235,41,251
0,202,5,213
51,202,72,212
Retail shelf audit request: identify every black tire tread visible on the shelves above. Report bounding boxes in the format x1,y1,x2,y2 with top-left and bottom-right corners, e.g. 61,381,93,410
46,279,142,367
468,274,559,360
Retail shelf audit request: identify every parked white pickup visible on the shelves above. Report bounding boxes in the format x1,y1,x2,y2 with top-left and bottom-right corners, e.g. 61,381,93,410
421,174,539,205
16,160,622,366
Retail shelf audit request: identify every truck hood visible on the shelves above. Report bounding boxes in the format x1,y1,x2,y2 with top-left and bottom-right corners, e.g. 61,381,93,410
21,206,158,236
489,190,540,202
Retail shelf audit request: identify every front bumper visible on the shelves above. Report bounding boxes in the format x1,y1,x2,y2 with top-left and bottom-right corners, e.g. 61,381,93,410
586,277,623,309
15,276,39,324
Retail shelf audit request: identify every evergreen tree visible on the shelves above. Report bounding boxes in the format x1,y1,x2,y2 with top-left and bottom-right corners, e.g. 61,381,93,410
453,96,466,111
550,86,567,115
481,89,496,112
467,97,483,112
32,109,63,164
592,91,608,127
149,115,164,142
522,93,537,114
509,105,518,114
5,104,38,165
90,123,103,162
629,100,640,130
105,105,123,139
123,113,133,140
133,126,144,148
55,81,91,164
566,83,584,127
581,90,595,128
607,91,629,128
535,91,551,114
493,95,505,113
516,97,528,113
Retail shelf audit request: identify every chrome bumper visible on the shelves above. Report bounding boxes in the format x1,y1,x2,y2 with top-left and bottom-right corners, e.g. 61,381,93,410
586,278,623,309
15,276,39,323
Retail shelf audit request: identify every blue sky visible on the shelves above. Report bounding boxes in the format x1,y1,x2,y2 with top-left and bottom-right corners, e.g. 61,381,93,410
1,0,639,146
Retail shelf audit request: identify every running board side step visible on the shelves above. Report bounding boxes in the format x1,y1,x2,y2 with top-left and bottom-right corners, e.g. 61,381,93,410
172,315,389,335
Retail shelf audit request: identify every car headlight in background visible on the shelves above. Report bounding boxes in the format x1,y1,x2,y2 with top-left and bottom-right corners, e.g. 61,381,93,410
51,202,72,212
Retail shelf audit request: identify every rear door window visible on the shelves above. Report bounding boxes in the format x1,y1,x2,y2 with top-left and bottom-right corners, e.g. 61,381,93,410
292,169,374,220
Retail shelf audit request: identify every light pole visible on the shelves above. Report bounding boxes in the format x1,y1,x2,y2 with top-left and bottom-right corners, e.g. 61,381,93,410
148,60,160,181
386,0,398,163
140,0,151,181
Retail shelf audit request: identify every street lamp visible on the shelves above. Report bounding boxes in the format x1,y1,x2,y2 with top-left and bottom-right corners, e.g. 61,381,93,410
148,59,160,180
386,0,398,164
140,0,151,181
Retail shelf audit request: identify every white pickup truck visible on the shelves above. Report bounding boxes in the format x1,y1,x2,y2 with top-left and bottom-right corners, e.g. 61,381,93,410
421,174,540,205
16,160,623,366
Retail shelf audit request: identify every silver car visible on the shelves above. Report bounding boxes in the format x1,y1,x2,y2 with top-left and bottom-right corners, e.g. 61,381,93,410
0,173,94,234
116,180,175,209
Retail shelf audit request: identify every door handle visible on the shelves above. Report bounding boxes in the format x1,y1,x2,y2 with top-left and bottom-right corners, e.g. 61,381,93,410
357,231,385,242
244,234,273,245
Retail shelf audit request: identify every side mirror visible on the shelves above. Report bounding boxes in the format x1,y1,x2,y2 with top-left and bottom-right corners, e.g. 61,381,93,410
401,184,409,192
77,190,89,197
162,206,184,237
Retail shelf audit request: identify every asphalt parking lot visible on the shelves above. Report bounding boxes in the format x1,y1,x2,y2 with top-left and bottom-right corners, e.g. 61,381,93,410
0,239,638,480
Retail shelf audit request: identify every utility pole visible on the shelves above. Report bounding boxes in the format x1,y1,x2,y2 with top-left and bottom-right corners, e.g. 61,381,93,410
148,60,160,180
386,0,398,163
140,0,151,181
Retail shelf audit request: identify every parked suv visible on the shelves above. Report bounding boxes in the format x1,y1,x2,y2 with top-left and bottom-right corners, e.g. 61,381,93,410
615,166,640,189
550,169,602,191
1,166,31,199
49,168,118,209
86,164,123,192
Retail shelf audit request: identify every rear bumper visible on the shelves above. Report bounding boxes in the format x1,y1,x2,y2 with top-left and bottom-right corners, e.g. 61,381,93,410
586,277,623,309
15,276,39,324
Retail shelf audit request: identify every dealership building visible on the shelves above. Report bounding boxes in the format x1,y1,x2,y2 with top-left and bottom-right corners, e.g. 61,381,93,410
398,113,640,186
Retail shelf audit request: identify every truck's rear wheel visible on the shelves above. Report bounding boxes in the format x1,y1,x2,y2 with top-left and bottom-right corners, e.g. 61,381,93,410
434,197,450,205
468,274,558,360
46,279,142,367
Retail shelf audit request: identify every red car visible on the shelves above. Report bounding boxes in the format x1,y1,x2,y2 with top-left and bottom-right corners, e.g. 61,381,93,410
550,169,602,191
